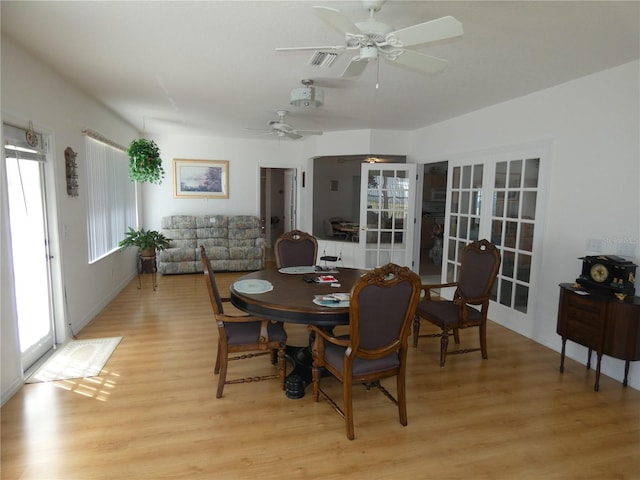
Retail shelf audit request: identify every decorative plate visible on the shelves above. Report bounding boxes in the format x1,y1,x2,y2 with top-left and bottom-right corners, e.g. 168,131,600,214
313,293,350,308
312,298,349,308
278,266,317,274
233,279,274,294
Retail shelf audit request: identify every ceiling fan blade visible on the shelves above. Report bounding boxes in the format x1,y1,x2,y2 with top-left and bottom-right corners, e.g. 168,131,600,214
388,16,463,48
244,128,275,137
387,49,449,75
276,45,346,53
294,130,323,136
341,58,369,78
284,132,303,140
313,6,361,35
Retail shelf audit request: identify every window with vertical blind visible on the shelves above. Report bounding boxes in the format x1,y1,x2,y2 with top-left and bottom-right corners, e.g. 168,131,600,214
85,136,137,263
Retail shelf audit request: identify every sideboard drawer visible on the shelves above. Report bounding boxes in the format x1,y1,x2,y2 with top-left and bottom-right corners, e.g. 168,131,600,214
557,288,607,350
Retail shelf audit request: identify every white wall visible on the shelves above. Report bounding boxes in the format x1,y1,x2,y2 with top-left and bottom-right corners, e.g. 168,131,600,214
141,134,305,230
409,60,640,389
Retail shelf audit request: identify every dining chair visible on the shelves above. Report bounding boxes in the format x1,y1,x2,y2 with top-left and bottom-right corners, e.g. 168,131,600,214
308,263,422,440
323,218,347,239
200,246,287,398
274,229,318,268
413,239,501,367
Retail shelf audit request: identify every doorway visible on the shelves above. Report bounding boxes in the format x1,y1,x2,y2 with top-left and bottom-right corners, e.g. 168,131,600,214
260,167,296,261
4,123,57,371
419,161,447,282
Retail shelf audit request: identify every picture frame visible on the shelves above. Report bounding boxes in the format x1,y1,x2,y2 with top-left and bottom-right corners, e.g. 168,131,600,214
173,159,229,199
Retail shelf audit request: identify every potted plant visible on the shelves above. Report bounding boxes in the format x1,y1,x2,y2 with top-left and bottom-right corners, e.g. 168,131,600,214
119,227,171,257
127,138,165,184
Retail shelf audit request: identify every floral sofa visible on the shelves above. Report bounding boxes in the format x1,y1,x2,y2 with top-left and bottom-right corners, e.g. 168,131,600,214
158,215,265,274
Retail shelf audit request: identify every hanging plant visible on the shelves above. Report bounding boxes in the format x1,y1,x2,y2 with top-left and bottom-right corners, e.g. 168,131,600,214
127,138,165,184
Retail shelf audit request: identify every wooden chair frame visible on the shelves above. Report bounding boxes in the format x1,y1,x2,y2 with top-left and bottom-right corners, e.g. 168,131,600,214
309,263,422,440
201,246,287,397
413,239,501,367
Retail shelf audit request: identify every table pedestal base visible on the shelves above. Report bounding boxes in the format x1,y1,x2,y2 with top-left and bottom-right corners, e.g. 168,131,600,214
284,345,313,399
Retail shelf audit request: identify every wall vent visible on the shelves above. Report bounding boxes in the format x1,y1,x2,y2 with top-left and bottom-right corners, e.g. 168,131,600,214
307,51,338,68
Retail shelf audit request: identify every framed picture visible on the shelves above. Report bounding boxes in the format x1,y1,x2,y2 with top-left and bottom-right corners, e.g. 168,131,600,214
173,159,229,199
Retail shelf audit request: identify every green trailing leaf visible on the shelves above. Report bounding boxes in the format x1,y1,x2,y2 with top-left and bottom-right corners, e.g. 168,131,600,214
128,139,165,184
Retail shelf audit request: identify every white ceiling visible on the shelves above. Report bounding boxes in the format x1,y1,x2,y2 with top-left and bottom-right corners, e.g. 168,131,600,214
2,1,639,139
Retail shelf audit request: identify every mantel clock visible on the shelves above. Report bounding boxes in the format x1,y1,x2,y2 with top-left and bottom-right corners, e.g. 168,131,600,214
577,255,636,296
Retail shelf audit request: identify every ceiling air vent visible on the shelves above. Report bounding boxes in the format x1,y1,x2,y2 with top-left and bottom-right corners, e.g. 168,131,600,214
307,51,338,68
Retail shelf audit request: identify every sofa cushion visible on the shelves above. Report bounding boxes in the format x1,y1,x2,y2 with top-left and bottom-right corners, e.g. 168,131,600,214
166,238,197,250
228,228,262,242
197,227,229,243
157,260,197,274
196,245,229,260
162,215,196,229
197,215,228,228
159,247,196,262
228,215,261,229
229,246,263,260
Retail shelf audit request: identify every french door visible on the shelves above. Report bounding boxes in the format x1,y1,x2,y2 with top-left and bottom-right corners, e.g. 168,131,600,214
358,163,416,269
443,143,549,329
4,124,57,371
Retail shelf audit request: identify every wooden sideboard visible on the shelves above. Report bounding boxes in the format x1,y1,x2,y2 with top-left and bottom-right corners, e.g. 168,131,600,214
557,283,640,391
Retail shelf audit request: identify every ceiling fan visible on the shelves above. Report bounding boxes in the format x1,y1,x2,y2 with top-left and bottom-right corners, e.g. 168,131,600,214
248,110,323,140
276,0,463,78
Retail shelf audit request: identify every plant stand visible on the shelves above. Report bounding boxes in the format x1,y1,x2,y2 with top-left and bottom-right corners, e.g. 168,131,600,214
138,254,157,290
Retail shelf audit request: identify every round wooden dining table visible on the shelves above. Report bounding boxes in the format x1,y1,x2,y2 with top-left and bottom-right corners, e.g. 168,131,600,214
229,266,367,327
230,265,368,397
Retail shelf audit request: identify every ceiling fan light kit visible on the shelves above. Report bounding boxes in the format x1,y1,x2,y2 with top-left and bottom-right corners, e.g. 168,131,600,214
290,79,324,108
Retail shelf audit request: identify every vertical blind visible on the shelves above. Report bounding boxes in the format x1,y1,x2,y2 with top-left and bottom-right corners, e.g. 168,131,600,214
85,136,137,263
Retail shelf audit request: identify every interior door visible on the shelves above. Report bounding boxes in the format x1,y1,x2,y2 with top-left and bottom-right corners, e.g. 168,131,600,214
358,163,416,269
443,143,549,330
4,124,56,371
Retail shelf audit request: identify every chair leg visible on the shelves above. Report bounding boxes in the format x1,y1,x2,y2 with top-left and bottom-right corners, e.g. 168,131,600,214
270,348,277,365
343,376,355,440
412,316,420,347
216,344,228,398
312,364,320,402
440,329,449,367
453,327,461,345
397,369,408,427
214,338,221,374
479,323,488,359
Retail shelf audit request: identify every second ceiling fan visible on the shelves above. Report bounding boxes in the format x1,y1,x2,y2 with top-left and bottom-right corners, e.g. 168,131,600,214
249,110,323,140
277,0,463,78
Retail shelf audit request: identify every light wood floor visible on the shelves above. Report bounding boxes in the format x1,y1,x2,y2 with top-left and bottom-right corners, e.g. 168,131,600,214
2,271,639,479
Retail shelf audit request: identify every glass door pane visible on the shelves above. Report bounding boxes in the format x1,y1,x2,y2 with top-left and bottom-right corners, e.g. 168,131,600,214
6,154,56,369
